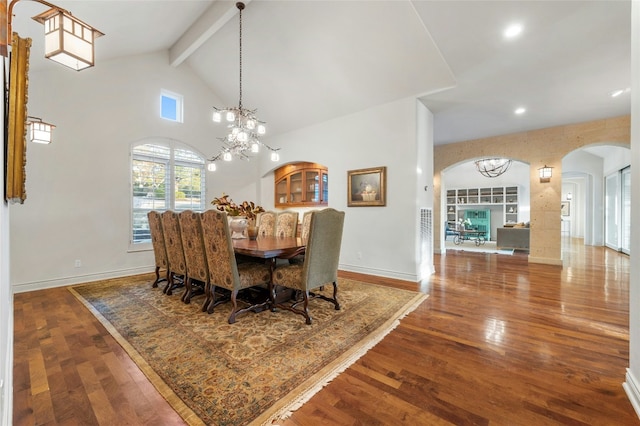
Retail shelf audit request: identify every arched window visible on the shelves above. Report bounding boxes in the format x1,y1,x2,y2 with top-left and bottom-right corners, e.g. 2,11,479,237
131,140,206,247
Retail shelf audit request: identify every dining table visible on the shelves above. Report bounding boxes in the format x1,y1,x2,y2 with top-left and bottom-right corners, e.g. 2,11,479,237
232,236,306,307
232,236,306,260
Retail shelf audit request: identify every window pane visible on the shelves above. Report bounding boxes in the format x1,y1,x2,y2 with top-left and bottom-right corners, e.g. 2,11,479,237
131,142,205,245
175,164,204,211
161,95,177,121
132,158,168,210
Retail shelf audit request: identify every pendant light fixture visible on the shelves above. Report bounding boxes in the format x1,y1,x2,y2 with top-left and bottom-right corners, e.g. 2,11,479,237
474,158,512,178
208,2,279,172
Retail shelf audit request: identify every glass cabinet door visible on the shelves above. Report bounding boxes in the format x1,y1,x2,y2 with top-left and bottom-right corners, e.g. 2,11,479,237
276,179,288,205
322,172,328,203
306,170,319,202
289,172,303,203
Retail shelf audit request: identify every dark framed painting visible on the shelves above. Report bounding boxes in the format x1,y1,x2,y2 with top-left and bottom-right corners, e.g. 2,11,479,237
347,166,386,207
561,201,570,216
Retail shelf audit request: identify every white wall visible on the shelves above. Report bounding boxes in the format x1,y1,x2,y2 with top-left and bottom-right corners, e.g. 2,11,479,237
624,0,640,417
10,51,260,291
257,96,430,282
1,56,14,426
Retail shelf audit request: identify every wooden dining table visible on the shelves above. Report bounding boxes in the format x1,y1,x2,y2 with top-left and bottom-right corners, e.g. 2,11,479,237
232,236,306,307
232,236,306,260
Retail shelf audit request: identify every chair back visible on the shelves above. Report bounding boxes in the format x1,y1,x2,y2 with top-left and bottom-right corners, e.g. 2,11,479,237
300,210,315,241
276,211,299,238
178,211,209,283
161,211,187,276
200,209,239,291
256,211,277,237
302,208,345,288
147,211,168,269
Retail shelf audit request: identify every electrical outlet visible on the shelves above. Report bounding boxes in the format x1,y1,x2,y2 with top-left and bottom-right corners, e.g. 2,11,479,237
357,252,363,259
74,259,82,268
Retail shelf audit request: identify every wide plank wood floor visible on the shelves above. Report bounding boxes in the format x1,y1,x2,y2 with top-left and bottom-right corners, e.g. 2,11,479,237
14,238,639,425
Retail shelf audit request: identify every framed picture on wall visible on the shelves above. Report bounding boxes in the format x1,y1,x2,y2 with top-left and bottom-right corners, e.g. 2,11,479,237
347,166,386,207
561,201,570,216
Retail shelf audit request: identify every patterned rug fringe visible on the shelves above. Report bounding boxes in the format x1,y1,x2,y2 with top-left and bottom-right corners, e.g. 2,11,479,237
258,292,428,426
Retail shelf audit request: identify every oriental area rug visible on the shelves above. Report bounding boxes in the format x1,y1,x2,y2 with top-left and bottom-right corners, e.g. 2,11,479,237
70,274,427,426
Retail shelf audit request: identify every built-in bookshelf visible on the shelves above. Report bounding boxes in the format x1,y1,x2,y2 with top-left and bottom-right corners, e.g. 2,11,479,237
446,186,519,225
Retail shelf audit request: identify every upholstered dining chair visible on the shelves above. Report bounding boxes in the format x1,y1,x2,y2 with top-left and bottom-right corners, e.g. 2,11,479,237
300,210,315,241
178,211,209,305
275,211,299,238
256,211,277,237
272,208,345,324
147,211,169,288
200,209,272,323
161,210,188,296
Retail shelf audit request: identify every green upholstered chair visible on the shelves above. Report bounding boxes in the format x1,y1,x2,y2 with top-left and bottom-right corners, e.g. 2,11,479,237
272,208,345,324
256,211,277,237
275,211,299,238
177,211,209,305
147,211,169,288
160,211,187,296
200,209,272,323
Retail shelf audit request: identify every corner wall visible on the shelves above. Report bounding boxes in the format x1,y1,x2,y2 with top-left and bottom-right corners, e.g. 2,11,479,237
434,116,630,265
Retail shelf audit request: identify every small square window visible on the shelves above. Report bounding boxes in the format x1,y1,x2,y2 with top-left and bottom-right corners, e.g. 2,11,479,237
160,90,183,123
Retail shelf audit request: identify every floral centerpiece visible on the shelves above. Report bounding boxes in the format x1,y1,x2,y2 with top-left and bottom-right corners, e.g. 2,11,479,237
211,193,265,220
458,217,472,230
212,193,264,239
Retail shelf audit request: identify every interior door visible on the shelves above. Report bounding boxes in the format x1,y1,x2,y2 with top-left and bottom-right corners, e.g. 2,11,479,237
621,167,631,254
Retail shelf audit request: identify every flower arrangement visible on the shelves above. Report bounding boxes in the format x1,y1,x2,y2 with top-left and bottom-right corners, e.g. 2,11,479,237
211,193,265,220
458,217,472,228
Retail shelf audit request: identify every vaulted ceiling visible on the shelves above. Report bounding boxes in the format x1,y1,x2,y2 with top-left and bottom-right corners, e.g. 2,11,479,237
11,0,631,146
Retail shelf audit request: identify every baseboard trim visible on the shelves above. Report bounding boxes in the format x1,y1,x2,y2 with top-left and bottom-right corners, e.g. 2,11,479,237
12,266,155,293
338,264,418,283
624,369,640,419
527,255,563,266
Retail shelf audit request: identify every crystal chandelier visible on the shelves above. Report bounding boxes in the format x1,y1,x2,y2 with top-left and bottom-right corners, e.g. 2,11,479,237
474,158,512,178
208,2,279,172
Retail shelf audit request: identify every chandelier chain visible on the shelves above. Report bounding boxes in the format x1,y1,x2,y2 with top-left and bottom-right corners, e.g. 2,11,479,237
238,2,243,109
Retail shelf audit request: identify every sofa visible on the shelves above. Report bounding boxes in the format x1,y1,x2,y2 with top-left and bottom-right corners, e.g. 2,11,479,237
496,227,530,251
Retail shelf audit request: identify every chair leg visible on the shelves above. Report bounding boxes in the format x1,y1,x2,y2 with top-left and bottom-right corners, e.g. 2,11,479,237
163,272,173,294
152,266,160,288
202,282,212,312
182,276,192,304
228,289,239,324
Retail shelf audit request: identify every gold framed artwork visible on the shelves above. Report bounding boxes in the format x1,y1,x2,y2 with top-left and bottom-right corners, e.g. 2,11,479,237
347,166,386,207
561,201,570,216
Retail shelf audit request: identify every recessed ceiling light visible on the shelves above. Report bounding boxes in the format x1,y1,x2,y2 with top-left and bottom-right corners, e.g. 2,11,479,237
515,107,526,115
609,88,630,97
504,23,523,39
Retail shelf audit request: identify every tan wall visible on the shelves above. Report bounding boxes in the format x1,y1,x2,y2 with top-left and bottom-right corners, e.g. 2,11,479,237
434,115,630,265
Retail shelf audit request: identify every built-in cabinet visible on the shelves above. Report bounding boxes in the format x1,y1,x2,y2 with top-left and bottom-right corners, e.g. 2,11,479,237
447,186,519,225
275,162,328,207
464,209,491,240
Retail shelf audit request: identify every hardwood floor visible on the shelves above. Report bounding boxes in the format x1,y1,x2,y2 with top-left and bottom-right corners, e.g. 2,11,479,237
13,238,639,425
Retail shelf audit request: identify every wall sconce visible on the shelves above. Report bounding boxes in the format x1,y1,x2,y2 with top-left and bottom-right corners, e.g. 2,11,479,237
566,192,572,201
5,0,104,71
538,165,553,183
26,116,55,144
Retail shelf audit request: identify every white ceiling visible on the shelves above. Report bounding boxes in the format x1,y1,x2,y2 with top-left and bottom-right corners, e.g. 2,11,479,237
11,0,631,146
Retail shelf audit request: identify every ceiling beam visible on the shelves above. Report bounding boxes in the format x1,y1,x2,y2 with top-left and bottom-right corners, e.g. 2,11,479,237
169,0,252,67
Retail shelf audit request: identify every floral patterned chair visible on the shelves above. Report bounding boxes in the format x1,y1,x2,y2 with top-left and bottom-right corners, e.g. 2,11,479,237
256,211,277,237
200,209,272,323
272,208,345,324
147,211,169,288
161,211,187,296
177,211,209,305
275,211,299,238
